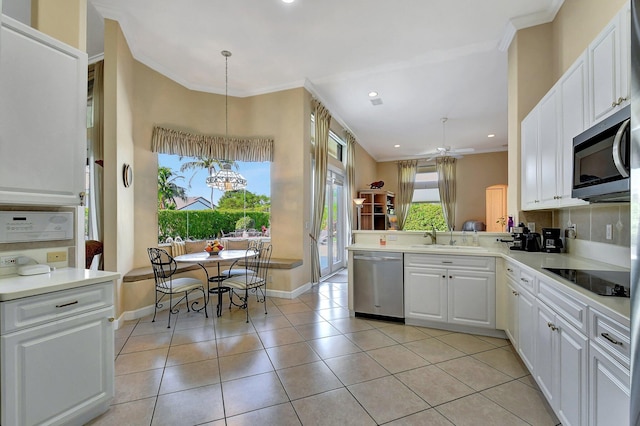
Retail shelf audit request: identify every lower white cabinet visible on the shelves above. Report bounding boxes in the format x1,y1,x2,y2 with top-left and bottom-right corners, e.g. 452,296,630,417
504,266,520,346
517,286,536,372
404,254,495,330
589,342,630,426
0,281,115,426
535,300,588,426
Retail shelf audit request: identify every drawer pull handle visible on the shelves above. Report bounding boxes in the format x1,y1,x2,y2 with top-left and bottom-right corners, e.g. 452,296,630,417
55,300,79,308
547,322,558,331
108,317,115,322
507,268,513,272
512,290,519,296
601,333,623,346
442,261,453,264
521,278,529,283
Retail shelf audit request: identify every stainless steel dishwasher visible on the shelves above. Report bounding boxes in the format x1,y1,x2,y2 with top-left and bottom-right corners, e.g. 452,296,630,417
353,251,404,320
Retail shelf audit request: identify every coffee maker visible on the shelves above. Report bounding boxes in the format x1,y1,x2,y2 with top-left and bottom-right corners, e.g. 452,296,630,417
509,224,527,251
541,228,563,253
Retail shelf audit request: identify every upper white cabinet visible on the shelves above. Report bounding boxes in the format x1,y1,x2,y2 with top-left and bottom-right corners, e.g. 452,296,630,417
588,3,630,125
0,15,87,206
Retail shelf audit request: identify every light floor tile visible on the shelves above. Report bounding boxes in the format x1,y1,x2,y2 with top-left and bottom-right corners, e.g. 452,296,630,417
294,321,342,340
115,347,168,375
437,357,512,391
385,408,454,425
120,332,172,354
222,371,289,417
216,332,263,356
325,352,390,385
165,340,217,366
266,341,320,370
159,358,220,394
170,326,216,345
214,318,256,338
277,302,312,315
258,326,305,348
436,332,498,354
218,349,274,382
152,384,225,426
86,397,156,426
403,338,465,363
396,365,474,406
251,314,293,332
345,328,398,351
226,402,301,426
276,361,342,400
476,335,511,347
348,375,429,424
481,380,559,426
113,369,163,404
472,347,529,378
327,316,372,332
307,334,361,359
378,324,430,343
292,388,376,426
435,393,529,426
366,344,430,374
284,310,325,326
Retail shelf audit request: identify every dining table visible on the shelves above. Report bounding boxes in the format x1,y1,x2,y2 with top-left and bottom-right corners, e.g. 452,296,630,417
174,250,254,316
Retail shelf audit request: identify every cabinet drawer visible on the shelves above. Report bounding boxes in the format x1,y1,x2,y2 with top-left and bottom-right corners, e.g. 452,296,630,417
1,282,114,334
404,254,495,272
537,277,587,333
589,309,630,368
518,269,536,293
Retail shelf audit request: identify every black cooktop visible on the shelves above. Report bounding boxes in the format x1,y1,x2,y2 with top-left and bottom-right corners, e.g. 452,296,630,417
543,268,630,298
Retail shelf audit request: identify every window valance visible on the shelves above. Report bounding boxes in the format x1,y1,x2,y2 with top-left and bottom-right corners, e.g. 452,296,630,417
151,126,274,162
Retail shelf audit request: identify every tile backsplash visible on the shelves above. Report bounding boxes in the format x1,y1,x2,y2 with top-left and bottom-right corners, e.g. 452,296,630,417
554,204,630,247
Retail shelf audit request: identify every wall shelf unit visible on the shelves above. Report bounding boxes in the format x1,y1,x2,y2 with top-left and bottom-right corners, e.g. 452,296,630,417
357,190,395,230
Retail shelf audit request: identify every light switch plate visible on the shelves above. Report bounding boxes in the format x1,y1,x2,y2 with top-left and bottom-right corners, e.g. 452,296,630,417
47,251,67,262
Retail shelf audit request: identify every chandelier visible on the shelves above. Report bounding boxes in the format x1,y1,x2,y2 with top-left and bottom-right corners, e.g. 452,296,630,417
206,50,247,192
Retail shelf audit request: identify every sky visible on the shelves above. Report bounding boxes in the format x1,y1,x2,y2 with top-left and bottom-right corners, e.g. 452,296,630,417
158,154,271,206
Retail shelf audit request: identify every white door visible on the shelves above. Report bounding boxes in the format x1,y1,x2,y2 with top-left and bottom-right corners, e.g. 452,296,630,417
589,342,630,426
505,279,519,346
404,267,447,322
320,170,345,277
517,288,536,372
448,270,495,328
534,301,557,406
556,315,588,426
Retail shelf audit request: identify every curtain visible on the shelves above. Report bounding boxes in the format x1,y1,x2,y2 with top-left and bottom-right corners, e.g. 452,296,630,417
396,160,418,230
88,61,104,244
310,99,331,283
436,156,457,230
151,126,274,162
345,131,357,242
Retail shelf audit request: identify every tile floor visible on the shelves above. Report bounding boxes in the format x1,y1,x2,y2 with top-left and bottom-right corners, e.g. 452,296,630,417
88,271,560,426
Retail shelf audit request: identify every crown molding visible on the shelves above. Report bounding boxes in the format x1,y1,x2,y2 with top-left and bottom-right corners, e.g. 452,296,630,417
498,0,565,52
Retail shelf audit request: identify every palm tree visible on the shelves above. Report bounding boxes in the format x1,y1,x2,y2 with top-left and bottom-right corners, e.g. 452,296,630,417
180,157,239,209
158,166,188,209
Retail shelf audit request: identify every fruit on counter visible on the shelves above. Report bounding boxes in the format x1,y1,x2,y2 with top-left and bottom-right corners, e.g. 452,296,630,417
205,240,224,253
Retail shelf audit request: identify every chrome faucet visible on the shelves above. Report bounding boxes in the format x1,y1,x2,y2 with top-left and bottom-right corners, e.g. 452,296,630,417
449,229,457,246
423,223,437,244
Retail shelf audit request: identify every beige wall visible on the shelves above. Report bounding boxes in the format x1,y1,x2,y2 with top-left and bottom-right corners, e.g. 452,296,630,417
31,0,87,51
455,152,508,231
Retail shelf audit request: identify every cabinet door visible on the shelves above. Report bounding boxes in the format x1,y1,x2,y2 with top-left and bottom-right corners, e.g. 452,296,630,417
534,300,557,406
589,342,630,426
505,279,519,347
556,315,588,426
1,307,114,426
521,111,540,209
537,88,560,206
0,16,87,206
558,53,589,207
588,13,625,125
517,287,536,372
404,267,447,323
448,270,495,328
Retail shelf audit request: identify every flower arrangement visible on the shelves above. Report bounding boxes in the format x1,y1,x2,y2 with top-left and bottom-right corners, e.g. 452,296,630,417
205,239,224,255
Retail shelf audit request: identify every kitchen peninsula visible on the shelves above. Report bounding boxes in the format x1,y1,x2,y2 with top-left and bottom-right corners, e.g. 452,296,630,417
348,230,630,426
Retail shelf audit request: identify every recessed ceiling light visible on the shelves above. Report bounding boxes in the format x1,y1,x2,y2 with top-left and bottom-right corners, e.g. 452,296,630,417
368,91,378,97
282,0,294,3
488,134,495,138
394,144,400,148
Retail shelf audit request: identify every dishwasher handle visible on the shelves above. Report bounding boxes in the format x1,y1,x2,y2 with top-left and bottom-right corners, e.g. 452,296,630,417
353,255,402,262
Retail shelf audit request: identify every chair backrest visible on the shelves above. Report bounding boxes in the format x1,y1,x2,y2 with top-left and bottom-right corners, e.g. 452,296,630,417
255,244,272,283
241,244,272,287
148,248,177,290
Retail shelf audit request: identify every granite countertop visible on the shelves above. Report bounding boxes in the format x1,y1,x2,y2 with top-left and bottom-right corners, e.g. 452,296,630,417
347,243,630,322
0,268,120,301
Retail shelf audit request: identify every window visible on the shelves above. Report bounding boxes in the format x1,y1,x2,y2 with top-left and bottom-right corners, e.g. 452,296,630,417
404,165,447,231
311,114,345,162
157,154,271,242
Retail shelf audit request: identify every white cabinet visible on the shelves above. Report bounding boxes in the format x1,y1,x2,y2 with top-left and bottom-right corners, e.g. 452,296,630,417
517,284,536,372
521,111,540,209
588,3,630,125
535,300,588,426
589,342,630,426
0,281,115,426
504,263,519,346
0,15,87,206
404,254,495,330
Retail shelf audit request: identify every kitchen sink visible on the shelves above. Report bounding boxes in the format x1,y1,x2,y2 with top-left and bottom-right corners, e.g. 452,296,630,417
409,244,489,252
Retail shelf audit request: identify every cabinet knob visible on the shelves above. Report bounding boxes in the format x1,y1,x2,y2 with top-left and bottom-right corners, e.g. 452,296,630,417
507,268,513,272
612,100,618,107
521,278,529,283
108,317,115,322
547,322,558,331
442,275,446,278
512,290,519,296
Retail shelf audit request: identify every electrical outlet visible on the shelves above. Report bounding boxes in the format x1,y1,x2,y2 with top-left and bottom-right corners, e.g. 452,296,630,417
0,256,18,267
47,251,67,262
606,224,613,240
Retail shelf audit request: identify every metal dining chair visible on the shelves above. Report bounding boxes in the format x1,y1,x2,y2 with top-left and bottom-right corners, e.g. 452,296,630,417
147,248,208,328
223,244,272,323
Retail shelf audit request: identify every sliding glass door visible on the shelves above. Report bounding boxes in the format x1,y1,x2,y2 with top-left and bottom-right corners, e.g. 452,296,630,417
319,170,345,277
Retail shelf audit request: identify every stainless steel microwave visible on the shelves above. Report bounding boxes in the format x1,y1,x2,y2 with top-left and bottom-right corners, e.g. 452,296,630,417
572,105,630,202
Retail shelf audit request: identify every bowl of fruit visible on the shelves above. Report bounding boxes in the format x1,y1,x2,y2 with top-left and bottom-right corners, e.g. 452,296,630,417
205,240,224,255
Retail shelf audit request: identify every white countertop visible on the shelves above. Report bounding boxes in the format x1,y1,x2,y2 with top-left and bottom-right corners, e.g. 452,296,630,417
348,243,630,322
0,268,120,301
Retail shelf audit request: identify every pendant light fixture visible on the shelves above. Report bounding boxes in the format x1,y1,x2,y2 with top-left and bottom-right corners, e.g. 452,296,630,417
206,50,247,192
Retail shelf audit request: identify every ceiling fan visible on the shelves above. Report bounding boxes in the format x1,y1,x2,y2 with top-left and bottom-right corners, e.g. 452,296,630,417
419,118,475,161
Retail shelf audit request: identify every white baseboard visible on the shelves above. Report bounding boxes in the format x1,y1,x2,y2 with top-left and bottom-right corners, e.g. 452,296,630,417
115,283,314,328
